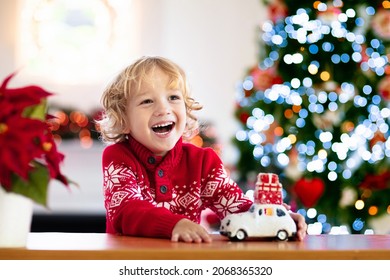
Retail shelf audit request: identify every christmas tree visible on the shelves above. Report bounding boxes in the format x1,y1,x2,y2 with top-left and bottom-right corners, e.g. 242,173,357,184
234,0,390,233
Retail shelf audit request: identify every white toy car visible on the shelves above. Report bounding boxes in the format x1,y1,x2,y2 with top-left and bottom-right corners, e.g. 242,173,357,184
219,203,297,241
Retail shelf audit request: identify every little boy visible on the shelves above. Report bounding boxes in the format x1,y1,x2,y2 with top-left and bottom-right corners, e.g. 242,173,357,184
98,56,307,243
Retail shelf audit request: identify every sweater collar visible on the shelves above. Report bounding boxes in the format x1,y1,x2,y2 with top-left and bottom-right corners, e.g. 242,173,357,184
127,135,183,169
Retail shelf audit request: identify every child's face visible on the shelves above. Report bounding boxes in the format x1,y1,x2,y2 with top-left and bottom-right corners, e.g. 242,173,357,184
125,67,187,156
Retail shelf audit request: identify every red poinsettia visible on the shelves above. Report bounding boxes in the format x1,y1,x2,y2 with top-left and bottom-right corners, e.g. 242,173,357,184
0,73,70,206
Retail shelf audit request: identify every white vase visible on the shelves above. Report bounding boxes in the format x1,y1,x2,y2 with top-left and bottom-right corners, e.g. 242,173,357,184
0,187,33,248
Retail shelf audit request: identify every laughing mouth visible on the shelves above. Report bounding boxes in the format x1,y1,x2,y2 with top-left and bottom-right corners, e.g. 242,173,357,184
152,122,175,134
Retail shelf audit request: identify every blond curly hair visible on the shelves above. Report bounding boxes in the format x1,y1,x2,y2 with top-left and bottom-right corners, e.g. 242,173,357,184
97,56,203,144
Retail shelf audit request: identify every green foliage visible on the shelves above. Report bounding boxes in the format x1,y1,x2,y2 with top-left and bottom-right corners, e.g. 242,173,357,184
11,162,50,206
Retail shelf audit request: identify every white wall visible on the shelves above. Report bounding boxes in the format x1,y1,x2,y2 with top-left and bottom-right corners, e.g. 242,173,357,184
0,0,20,78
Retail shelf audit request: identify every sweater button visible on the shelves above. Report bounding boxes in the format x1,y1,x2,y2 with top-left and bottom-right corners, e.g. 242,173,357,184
160,185,167,194
158,169,164,177
148,157,156,164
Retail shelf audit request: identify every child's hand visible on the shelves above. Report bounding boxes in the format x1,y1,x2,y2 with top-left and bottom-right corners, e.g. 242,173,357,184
283,203,307,241
289,212,307,241
171,218,212,243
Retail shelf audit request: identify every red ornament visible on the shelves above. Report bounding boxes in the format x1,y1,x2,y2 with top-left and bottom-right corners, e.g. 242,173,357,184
268,0,288,23
293,177,325,208
249,66,283,92
205,212,220,227
239,112,250,124
359,171,390,190
378,75,390,100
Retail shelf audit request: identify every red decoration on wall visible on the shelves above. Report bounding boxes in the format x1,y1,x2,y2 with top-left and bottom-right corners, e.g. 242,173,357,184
293,177,325,208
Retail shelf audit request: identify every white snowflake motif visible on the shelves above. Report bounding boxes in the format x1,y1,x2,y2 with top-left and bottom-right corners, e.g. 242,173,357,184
177,193,197,208
104,162,132,191
202,181,218,197
156,201,171,210
125,184,143,200
156,193,178,211
110,191,128,208
202,165,233,197
214,194,243,217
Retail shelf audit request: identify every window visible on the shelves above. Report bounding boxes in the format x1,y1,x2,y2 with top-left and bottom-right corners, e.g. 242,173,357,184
18,0,132,84
276,208,286,217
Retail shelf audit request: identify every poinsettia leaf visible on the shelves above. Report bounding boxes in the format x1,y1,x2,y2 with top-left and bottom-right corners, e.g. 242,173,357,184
0,72,17,90
64,176,79,188
22,99,47,120
11,163,50,207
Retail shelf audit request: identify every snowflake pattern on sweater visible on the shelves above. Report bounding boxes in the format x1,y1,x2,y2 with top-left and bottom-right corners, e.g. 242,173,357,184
104,163,152,210
102,136,252,237
104,162,250,221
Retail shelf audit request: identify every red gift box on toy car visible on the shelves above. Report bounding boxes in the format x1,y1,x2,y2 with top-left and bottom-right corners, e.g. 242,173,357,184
254,173,282,205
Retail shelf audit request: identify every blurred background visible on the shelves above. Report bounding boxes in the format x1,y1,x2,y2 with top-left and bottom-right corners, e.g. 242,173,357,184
1,0,389,234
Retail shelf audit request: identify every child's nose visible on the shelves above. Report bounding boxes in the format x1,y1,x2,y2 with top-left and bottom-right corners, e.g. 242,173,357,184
154,100,171,116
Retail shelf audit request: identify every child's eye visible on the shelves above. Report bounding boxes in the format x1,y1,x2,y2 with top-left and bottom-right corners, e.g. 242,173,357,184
140,99,153,105
169,95,181,101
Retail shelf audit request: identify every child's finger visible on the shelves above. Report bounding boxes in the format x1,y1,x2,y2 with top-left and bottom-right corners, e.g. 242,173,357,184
171,233,180,242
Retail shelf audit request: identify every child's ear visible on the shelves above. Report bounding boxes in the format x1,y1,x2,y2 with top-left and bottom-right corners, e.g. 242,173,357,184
121,118,130,134
122,124,131,134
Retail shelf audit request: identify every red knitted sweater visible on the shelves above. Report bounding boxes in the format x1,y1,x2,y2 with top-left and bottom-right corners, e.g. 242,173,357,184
102,136,252,239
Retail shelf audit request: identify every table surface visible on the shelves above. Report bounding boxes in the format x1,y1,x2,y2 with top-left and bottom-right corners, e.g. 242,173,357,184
1,233,390,260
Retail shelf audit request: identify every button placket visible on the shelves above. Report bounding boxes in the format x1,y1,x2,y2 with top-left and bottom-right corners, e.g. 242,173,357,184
159,185,167,194
157,169,166,194
155,167,171,201
148,157,156,164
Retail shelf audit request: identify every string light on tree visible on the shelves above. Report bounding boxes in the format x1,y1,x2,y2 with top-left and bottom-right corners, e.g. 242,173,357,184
234,0,390,233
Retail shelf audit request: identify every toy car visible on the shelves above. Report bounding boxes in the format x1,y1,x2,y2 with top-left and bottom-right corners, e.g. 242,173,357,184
219,203,297,241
